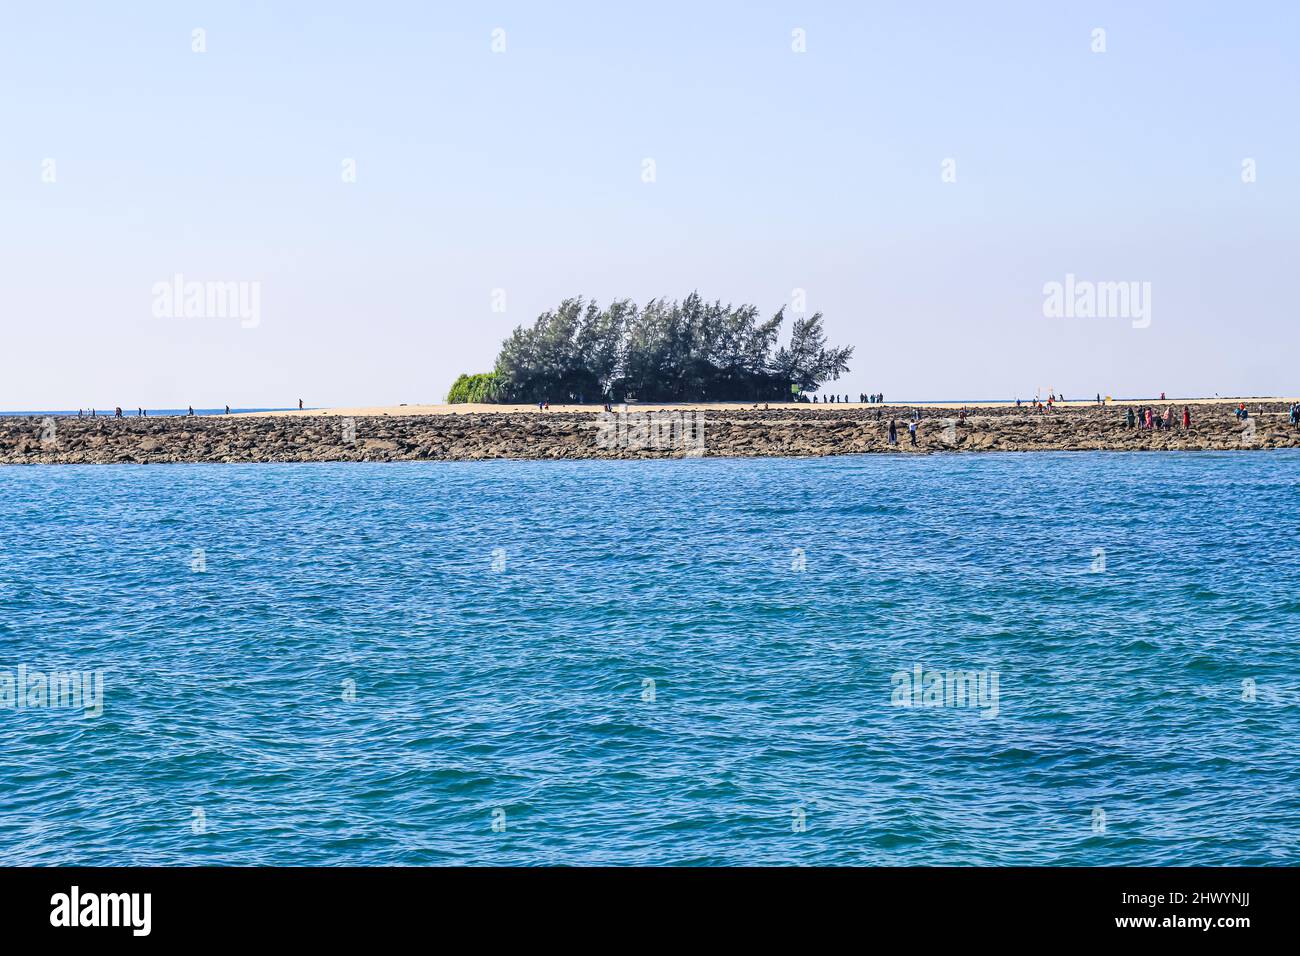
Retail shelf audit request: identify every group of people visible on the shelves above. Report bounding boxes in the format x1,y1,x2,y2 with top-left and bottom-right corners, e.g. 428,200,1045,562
1289,403,1300,425
76,404,239,418
1125,405,1191,430
861,393,885,404
885,418,920,447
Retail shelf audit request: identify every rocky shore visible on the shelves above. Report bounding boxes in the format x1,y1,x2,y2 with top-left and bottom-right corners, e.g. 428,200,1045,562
2,403,1297,465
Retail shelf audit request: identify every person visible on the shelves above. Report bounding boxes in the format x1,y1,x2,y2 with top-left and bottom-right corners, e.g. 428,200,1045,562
225,405,230,415
299,398,303,410
1182,405,1190,429
114,407,122,418
1164,406,1174,429
1016,397,1021,407
188,406,194,416
1096,393,1101,405
908,420,918,446
77,409,83,417
1126,406,1135,428
1145,408,1153,429
888,419,897,445
1160,391,1166,401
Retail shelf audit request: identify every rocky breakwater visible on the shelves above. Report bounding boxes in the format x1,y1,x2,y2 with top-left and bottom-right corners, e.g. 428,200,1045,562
1,403,1297,465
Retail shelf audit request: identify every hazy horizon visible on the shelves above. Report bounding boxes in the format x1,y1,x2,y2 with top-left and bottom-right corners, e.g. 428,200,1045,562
3,1,1296,409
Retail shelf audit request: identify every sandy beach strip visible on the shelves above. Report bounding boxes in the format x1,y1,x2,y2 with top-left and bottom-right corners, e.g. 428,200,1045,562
238,397,1298,418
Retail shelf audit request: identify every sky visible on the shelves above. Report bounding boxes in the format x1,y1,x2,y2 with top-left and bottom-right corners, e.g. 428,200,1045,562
1,1,1296,408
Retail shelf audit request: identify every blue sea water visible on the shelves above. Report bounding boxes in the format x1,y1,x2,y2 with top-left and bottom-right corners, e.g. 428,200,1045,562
0,409,293,418
1,452,1297,866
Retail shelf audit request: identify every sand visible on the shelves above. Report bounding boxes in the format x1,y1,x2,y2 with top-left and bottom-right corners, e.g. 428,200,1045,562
238,397,1297,419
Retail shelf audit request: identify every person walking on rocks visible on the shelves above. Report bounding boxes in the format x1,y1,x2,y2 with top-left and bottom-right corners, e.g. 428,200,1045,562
908,420,918,446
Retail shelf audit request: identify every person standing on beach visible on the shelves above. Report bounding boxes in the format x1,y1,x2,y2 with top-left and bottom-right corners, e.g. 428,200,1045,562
225,405,230,415
299,398,303,410
888,419,897,445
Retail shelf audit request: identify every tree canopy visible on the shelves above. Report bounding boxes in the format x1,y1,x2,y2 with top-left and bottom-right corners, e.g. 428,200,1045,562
482,293,852,403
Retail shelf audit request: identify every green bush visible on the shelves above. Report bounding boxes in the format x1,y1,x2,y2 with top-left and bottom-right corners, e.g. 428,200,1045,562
447,372,500,404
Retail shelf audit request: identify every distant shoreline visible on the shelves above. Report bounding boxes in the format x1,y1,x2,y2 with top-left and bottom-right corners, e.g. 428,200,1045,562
2,397,1290,420
234,396,1296,419
2,400,1297,464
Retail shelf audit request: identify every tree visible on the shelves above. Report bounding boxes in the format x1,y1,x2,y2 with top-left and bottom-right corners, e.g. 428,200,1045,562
482,293,852,402
771,312,854,394
447,372,500,404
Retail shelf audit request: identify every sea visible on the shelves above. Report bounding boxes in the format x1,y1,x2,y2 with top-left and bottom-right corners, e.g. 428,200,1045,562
1,451,1297,865
0,409,293,418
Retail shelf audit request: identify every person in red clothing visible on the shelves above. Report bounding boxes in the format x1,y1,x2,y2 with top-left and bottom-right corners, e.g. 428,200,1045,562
1182,405,1190,429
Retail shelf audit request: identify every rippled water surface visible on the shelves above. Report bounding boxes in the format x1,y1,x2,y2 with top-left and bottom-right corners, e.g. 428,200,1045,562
1,453,1297,865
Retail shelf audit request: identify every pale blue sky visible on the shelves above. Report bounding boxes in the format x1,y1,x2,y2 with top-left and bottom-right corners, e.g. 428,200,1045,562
2,1,1296,407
